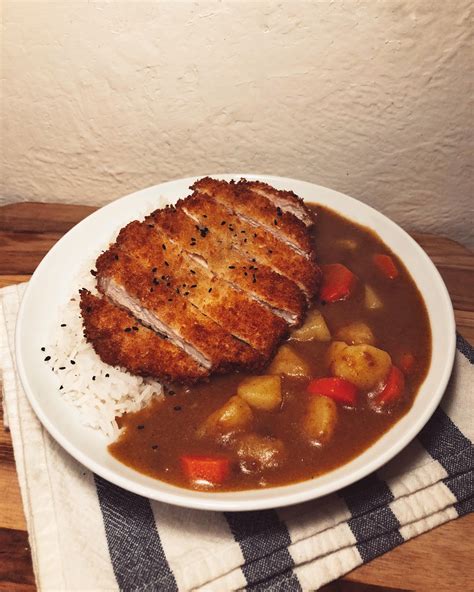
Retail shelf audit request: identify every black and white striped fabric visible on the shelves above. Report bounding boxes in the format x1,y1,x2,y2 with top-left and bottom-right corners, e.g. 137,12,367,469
2,284,473,591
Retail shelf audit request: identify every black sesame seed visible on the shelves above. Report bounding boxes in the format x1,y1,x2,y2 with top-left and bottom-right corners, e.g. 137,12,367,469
190,284,197,288
168,298,173,302
244,272,248,276
59,385,63,390
124,327,132,333
137,424,145,430
153,278,159,285
184,291,189,296
70,360,76,365
60,323,67,327
176,288,180,294
90,269,97,276
147,223,155,228
276,207,283,216
44,356,51,362
208,287,212,293
59,366,66,370
221,220,226,225
252,274,257,283
168,390,175,396
228,265,235,269
173,406,182,411
105,373,109,377
152,267,157,273
150,287,154,292
162,244,166,250
114,254,119,260
203,214,207,218
165,261,169,266
151,444,158,450
273,219,278,226
92,376,96,381
41,347,45,352
253,233,257,238
190,269,196,274
132,326,139,331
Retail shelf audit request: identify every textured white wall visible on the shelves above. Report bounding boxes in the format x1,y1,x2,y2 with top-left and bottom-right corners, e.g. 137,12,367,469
1,1,473,246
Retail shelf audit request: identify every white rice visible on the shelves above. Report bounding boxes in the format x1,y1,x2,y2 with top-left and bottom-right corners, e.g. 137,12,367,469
46,264,164,439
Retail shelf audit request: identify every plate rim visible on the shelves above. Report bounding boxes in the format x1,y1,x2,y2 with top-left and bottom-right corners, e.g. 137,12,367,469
15,173,456,511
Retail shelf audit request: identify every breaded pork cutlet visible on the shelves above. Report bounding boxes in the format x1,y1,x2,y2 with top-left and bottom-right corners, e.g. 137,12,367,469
192,177,312,257
148,206,307,325
95,247,264,374
80,290,208,384
81,177,319,384
112,221,288,358
182,192,321,299
236,179,315,227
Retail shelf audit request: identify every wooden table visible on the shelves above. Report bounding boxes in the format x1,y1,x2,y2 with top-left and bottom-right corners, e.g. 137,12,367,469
1,203,473,592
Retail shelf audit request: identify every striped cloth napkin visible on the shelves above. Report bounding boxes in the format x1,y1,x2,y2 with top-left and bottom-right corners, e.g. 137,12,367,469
2,282,473,591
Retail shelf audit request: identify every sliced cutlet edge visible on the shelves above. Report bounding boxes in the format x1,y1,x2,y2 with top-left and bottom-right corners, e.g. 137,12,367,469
114,220,288,358
80,289,208,384
236,179,315,227
95,244,264,374
192,177,312,257
148,205,306,326
181,193,321,301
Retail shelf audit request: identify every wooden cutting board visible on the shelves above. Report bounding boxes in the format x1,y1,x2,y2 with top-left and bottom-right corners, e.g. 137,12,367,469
1,202,473,592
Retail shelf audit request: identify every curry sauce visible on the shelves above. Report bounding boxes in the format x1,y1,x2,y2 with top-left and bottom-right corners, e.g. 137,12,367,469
109,205,432,491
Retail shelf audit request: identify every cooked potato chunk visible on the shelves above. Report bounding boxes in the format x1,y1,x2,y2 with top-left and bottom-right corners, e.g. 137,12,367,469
325,341,349,368
303,395,338,445
365,285,383,310
330,344,392,390
237,375,282,411
335,322,375,345
336,239,358,251
234,433,287,472
290,309,331,342
268,344,311,377
197,395,253,438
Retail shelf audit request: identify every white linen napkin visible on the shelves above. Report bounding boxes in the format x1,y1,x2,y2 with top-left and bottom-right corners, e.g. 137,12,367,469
2,282,473,591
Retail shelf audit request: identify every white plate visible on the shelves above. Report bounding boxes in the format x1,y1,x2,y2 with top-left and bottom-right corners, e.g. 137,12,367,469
16,175,456,511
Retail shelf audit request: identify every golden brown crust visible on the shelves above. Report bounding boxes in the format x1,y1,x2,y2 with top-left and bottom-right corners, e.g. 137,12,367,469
80,290,208,384
236,179,315,227
149,206,306,324
95,246,265,373
111,220,288,358
182,192,321,298
192,177,312,255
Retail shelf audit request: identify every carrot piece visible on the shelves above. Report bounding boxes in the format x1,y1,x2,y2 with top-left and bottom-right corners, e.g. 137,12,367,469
180,455,230,485
319,264,357,303
373,254,399,279
399,352,415,374
307,377,358,405
375,366,405,407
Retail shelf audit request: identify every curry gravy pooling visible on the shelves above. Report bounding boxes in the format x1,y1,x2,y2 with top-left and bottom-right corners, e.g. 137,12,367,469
109,205,432,491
